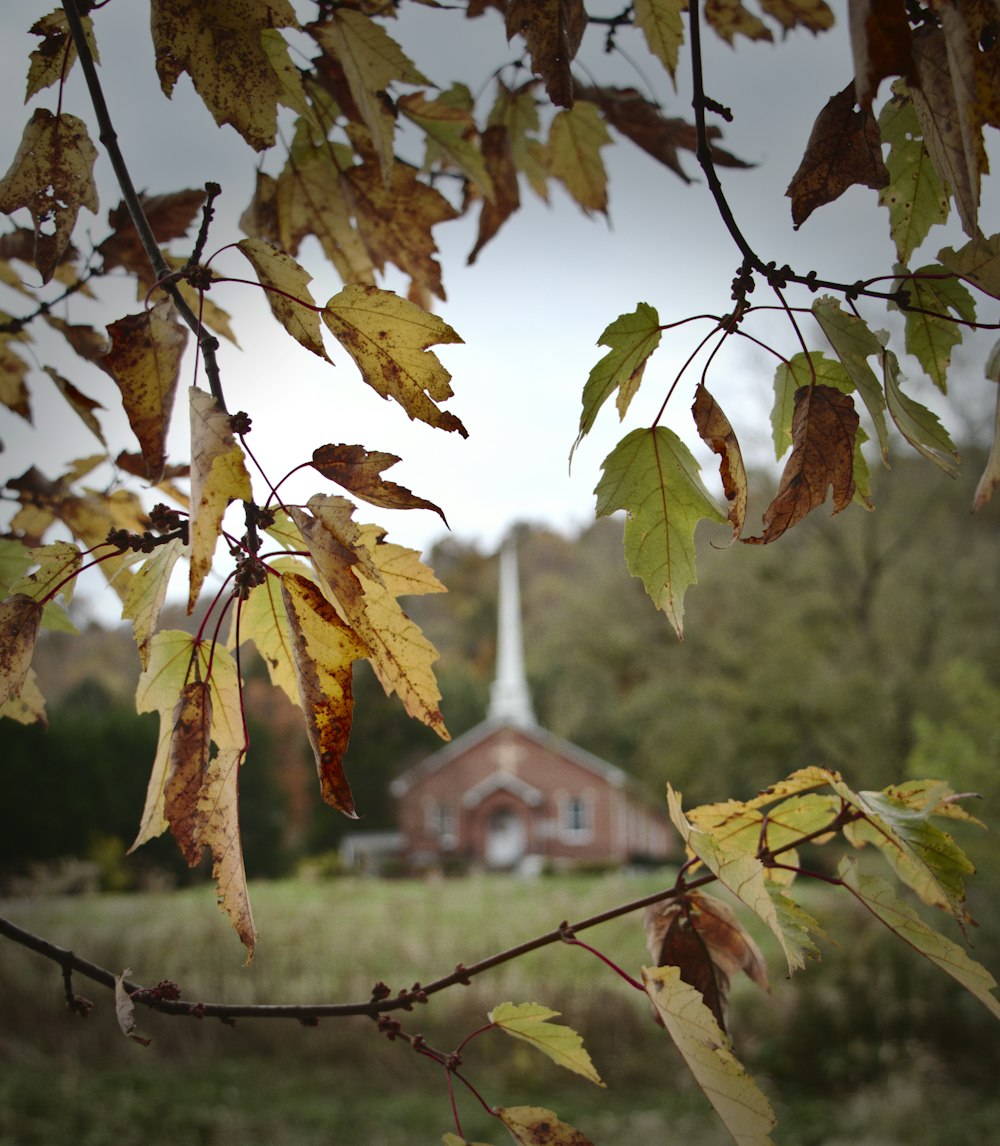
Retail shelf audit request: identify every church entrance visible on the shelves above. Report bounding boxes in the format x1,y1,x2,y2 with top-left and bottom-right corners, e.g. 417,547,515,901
485,807,526,868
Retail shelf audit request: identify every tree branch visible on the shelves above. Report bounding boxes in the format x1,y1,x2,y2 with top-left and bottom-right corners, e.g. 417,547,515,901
60,0,226,408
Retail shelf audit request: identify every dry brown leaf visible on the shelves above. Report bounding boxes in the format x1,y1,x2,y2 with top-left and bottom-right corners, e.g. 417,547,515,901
705,0,774,44
310,443,447,521
468,124,522,265
506,0,586,109
164,680,213,865
787,83,889,228
692,382,748,540
746,384,859,544
114,970,151,1047
99,189,207,276
0,593,43,708
848,0,915,106
99,301,188,484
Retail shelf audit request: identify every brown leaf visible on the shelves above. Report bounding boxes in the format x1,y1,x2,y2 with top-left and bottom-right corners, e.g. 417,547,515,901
0,593,43,709
849,0,915,106
644,891,770,1033
498,1106,595,1146
0,109,98,284
99,301,188,483
44,316,109,362
280,572,366,816
578,85,750,183
787,83,889,228
165,680,213,866
506,0,586,108
746,384,860,544
98,189,207,275
344,160,457,303
761,0,835,33
692,383,747,540
42,367,105,446
705,0,775,44
114,970,151,1047
311,443,447,522
468,124,522,265
0,335,32,422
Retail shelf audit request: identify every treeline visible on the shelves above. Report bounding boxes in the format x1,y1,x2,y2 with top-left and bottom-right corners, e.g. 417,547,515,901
2,451,998,889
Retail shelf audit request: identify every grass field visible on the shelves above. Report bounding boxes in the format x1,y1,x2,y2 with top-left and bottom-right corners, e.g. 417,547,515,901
2,873,998,1145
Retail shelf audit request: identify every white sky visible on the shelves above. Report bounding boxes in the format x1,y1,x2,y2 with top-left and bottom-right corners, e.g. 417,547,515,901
0,2,995,604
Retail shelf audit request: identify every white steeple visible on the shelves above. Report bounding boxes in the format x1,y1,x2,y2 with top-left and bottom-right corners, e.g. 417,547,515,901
487,535,537,728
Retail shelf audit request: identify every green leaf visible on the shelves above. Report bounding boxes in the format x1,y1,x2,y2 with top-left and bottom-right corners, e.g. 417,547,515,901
897,267,976,392
595,427,725,638
812,297,891,464
322,285,467,437
882,349,960,474
668,785,812,973
839,858,1000,1020
573,303,662,458
937,232,1000,302
546,100,612,216
877,86,949,265
399,86,494,201
643,966,777,1145
489,1002,604,1086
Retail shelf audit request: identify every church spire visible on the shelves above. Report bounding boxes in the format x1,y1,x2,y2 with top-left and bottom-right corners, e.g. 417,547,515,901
487,535,537,728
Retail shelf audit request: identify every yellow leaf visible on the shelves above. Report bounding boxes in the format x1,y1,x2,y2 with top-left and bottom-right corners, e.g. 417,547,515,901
322,285,466,437
497,1106,595,1146
8,539,81,632
26,9,100,102
150,0,300,152
633,0,686,84
704,0,774,45
546,101,611,216
488,1002,604,1086
187,387,253,612
0,594,43,709
235,558,309,705
281,571,367,816
311,10,429,182
643,966,777,1146
0,109,98,284
235,238,330,361
99,301,188,484
122,538,185,670
398,89,495,201
0,666,46,726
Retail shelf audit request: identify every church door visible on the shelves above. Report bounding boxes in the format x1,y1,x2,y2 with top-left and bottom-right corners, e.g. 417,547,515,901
485,807,526,868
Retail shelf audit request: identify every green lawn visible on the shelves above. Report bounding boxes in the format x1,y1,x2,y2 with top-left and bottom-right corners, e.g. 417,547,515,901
2,874,998,1145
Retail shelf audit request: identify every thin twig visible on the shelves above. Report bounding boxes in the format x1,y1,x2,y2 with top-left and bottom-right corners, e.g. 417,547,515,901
60,0,225,408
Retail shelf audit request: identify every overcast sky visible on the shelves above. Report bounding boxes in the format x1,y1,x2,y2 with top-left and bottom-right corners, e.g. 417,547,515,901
0,2,994,593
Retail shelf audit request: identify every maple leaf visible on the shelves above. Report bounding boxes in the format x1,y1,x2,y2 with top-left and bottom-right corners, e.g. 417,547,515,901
399,88,494,201
643,966,777,1146
896,266,976,392
149,0,301,152
506,0,587,109
0,593,43,711
938,232,1000,301
311,443,447,522
310,9,429,183
233,555,305,705
489,1002,604,1086
546,101,612,216
909,19,983,237
577,86,749,184
235,238,330,362
322,285,466,436
595,427,726,638
0,667,46,727
121,537,185,670
787,84,889,228
839,858,1000,1019
848,0,915,107
877,84,950,265
165,679,214,865
98,189,208,276
634,0,687,84
42,367,105,446
497,1106,596,1146
704,0,774,45
280,570,367,816
574,303,662,458
114,970,151,1047
187,387,253,611
25,9,99,102
44,315,109,364
487,80,550,202
882,346,959,474
468,124,522,265
343,160,457,302
6,538,81,632
748,384,859,545
99,300,189,484
692,383,748,540
0,333,32,422
645,891,770,1033
0,109,98,284
760,0,834,34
